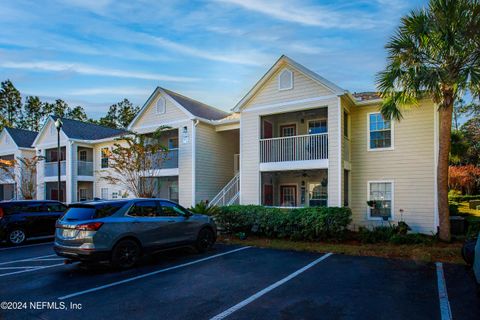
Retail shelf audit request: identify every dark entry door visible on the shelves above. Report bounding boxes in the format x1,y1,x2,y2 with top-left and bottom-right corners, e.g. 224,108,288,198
263,184,273,206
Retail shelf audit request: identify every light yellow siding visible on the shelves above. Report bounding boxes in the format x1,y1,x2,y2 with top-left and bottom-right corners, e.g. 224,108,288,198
244,66,334,110
130,92,190,132
350,101,436,233
195,122,239,203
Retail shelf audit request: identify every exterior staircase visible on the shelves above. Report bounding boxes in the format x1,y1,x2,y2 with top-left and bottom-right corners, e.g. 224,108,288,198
208,173,240,207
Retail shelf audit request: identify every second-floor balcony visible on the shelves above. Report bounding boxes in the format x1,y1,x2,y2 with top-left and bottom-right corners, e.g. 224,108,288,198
150,149,179,170
0,167,14,182
260,133,328,163
77,161,94,176
45,161,66,177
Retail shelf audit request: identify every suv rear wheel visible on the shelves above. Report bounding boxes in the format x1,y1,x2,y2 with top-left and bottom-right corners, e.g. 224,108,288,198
8,228,26,245
195,228,215,253
111,239,141,269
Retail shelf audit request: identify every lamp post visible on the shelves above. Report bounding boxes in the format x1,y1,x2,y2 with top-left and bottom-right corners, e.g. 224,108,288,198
54,118,63,202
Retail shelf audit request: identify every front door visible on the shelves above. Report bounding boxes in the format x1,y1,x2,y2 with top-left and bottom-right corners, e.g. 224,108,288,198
280,124,296,137
280,124,297,160
263,184,273,206
280,185,297,207
263,120,273,139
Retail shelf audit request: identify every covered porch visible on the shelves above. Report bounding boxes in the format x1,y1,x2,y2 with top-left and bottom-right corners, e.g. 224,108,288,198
261,169,328,208
145,176,179,203
0,183,15,200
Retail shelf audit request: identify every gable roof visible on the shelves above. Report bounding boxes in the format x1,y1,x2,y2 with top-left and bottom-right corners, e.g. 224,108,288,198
50,116,127,141
233,55,346,111
4,127,38,148
162,88,229,120
128,87,230,130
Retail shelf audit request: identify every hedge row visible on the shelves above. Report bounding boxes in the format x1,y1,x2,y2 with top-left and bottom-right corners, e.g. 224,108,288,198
215,205,352,241
448,194,480,202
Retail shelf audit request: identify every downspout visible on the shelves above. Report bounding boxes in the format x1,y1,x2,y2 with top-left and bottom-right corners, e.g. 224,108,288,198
191,119,200,206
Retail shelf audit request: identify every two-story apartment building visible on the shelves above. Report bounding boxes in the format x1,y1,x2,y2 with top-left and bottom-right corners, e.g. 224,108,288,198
13,55,438,234
232,55,438,234
0,127,37,200
33,116,127,203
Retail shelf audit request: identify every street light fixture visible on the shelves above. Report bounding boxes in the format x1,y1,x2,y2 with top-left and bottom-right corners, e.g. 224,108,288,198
54,118,63,202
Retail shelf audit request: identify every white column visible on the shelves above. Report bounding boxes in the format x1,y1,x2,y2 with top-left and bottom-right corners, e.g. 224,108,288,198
36,148,46,200
66,142,77,204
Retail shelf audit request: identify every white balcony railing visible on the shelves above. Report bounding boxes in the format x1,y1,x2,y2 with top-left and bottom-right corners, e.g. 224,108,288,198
0,168,14,182
77,161,94,176
45,161,66,177
150,149,179,169
260,133,328,163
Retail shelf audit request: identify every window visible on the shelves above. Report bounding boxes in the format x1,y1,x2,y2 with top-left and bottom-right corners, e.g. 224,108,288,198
50,124,55,136
344,111,349,138
101,188,108,200
168,137,178,149
112,192,118,199
280,185,297,207
308,119,327,134
168,182,179,203
79,188,88,201
368,181,393,219
368,113,392,150
278,69,293,90
79,150,87,161
101,148,109,168
4,135,9,144
46,203,67,212
156,97,166,114
308,182,327,207
129,201,160,217
280,124,296,137
160,201,189,217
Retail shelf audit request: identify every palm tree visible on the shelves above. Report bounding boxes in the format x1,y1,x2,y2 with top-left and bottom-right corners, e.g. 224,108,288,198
376,0,480,241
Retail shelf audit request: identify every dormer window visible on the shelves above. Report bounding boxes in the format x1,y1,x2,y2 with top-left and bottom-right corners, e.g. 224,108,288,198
4,135,9,144
278,69,293,91
156,96,166,114
50,124,55,136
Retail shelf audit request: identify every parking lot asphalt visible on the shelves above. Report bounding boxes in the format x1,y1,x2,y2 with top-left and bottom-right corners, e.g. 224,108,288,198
0,241,478,320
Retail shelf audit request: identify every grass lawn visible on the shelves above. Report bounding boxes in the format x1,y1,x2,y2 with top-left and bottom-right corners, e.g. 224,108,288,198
218,235,465,265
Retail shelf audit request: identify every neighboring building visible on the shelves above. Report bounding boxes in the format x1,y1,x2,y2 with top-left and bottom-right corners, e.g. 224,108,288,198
128,87,239,208
33,116,126,203
233,55,438,233
0,127,37,200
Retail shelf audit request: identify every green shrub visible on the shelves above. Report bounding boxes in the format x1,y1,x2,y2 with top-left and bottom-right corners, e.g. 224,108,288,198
189,201,220,216
466,218,480,239
215,205,352,241
448,194,480,202
358,222,431,244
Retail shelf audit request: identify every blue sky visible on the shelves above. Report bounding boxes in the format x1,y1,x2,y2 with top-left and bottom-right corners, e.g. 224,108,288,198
0,0,427,118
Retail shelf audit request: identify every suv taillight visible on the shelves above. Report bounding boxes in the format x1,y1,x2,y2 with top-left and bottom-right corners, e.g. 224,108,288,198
0,207,4,219
75,222,103,231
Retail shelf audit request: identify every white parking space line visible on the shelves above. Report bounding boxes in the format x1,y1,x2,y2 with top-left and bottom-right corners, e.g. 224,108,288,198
0,263,65,277
58,246,252,300
0,254,56,266
436,262,452,320
0,242,53,251
210,252,333,320
0,266,39,270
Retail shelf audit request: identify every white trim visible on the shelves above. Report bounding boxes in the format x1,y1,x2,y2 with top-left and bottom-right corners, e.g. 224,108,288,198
233,55,344,112
338,98,342,206
239,115,244,204
367,112,394,152
433,104,439,230
243,95,338,114
260,159,328,172
131,119,190,133
306,118,328,135
191,120,198,206
367,180,395,221
278,68,293,91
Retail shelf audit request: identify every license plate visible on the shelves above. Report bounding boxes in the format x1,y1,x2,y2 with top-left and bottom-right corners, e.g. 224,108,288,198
61,229,78,238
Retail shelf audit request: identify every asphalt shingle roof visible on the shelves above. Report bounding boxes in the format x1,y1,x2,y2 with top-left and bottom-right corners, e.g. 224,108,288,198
51,116,127,140
5,127,38,148
352,92,381,102
162,88,230,120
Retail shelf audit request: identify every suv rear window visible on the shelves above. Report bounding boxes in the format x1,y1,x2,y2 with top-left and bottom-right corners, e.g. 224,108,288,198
63,203,125,221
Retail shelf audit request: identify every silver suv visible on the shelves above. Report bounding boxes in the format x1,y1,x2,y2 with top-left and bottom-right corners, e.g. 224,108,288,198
54,199,216,268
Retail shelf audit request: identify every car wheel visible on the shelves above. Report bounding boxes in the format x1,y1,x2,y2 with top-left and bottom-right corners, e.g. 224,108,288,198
195,228,215,253
111,239,141,269
7,229,27,245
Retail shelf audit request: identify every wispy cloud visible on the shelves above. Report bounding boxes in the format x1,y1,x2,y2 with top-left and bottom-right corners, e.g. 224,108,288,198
68,87,152,96
0,61,198,82
215,0,377,29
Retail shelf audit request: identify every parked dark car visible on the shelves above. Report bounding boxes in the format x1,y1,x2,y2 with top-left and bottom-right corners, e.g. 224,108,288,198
54,199,217,269
0,200,68,245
